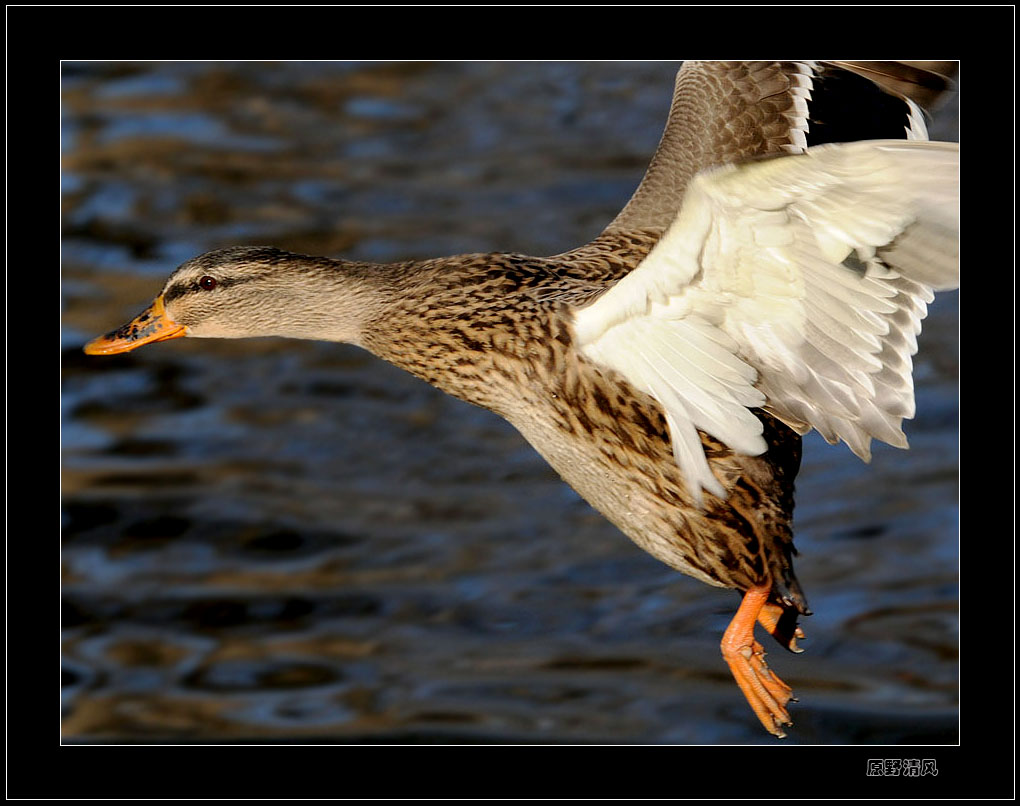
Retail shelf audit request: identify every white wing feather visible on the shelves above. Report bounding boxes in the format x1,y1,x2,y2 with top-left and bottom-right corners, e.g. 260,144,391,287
574,140,959,504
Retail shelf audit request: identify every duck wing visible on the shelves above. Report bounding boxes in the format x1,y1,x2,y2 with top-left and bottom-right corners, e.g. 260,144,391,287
574,138,959,504
604,60,958,236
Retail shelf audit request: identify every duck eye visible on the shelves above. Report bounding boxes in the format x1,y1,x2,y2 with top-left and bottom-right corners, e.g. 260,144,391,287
198,276,218,291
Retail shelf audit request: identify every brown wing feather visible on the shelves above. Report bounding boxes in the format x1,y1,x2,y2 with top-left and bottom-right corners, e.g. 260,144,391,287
605,61,815,234
604,60,959,238
821,60,958,115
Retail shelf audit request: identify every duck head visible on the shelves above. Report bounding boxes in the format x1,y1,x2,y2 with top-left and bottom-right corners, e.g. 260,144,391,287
84,246,386,355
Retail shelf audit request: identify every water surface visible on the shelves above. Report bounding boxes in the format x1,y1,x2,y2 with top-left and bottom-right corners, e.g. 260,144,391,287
61,61,959,745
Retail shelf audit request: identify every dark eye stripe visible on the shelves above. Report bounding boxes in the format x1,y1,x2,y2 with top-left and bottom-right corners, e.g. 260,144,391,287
163,274,250,303
162,283,190,304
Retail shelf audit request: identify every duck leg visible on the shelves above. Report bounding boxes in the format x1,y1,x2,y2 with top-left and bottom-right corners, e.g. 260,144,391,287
721,583,796,737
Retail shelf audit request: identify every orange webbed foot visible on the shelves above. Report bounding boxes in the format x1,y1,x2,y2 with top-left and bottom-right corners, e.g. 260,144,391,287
722,585,797,737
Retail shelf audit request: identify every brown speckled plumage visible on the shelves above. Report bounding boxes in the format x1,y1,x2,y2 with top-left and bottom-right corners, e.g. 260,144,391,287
85,61,959,736
356,233,808,617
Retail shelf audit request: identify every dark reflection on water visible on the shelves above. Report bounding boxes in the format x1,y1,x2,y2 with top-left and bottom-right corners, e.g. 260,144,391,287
61,62,959,745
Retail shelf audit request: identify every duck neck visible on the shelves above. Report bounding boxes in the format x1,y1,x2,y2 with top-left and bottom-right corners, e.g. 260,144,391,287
262,255,416,348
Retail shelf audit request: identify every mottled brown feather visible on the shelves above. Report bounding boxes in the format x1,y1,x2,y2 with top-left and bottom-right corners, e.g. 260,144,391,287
362,233,810,618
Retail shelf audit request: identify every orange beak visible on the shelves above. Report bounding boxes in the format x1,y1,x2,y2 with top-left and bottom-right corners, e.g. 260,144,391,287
83,295,187,355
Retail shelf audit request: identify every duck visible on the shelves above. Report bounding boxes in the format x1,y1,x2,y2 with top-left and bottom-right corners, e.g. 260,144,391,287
84,61,960,738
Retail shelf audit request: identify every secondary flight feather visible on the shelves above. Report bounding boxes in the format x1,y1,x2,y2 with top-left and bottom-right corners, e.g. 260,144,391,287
573,139,960,503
